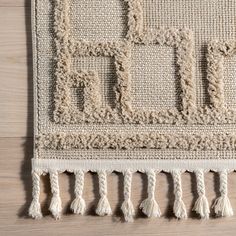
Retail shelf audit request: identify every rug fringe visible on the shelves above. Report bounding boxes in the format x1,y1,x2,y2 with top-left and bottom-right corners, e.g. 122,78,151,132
96,171,112,216
70,170,86,215
140,170,161,217
213,170,234,217
193,170,210,219
49,171,62,220
171,170,187,219
29,168,235,221
29,170,42,219
121,170,135,222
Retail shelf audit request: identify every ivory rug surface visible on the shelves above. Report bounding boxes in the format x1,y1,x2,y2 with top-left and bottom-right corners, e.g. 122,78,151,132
30,0,236,221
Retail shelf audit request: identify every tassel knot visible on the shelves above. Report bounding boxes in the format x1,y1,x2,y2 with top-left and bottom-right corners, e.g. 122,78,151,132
96,170,112,216
121,170,135,222
193,170,210,219
140,170,161,217
213,170,233,217
171,170,187,219
71,170,86,215
29,170,42,219
49,170,62,220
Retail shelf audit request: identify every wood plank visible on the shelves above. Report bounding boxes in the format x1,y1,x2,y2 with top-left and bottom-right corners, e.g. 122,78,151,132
0,138,236,235
0,7,32,137
0,0,26,7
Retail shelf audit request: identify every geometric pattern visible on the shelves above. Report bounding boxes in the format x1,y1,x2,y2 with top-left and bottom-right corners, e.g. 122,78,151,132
34,0,236,152
52,0,236,125
30,0,236,222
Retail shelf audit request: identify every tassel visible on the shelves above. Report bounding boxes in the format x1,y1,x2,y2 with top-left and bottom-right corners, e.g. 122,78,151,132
96,170,112,216
193,170,210,219
213,170,233,217
49,170,62,219
171,170,187,219
70,170,86,215
140,170,161,217
121,170,135,222
29,170,42,219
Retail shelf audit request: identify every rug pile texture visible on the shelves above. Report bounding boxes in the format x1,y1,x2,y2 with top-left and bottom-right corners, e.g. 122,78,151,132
30,0,236,221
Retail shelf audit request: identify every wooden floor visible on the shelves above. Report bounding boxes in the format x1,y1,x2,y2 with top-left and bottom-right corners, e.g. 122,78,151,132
0,1,236,235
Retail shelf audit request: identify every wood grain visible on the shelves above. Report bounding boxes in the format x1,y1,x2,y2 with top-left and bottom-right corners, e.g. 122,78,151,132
0,5,32,138
0,1,236,235
0,0,26,7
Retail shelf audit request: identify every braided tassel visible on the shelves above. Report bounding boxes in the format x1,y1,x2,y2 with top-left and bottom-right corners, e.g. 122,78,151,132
29,170,42,219
49,170,62,219
213,170,233,217
96,170,112,216
70,170,86,215
121,170,135,222
171,170,187,219
140,170,161,217
193,170,210,219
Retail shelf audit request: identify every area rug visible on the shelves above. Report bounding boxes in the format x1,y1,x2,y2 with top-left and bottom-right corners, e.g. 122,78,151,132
30,0,236,221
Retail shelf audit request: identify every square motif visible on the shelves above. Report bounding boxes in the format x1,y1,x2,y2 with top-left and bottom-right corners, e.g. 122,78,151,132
131,45,179,111
70,0,128,41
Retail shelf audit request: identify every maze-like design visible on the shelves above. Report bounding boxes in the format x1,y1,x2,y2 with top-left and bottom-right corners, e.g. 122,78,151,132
52,0,236,125
51,0,236,124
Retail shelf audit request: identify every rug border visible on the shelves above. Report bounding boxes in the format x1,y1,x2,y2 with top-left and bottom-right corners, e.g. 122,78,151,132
32,158,236,172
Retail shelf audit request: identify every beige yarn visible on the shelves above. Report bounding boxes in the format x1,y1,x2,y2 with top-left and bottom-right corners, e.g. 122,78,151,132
70,170,86,215
96,171,112,216
171,170,187,219
213,171,234,217
49,171,62,219
140,170,161,218
121,170,135,222
193,170,210,219
29,170,42,219
30,0,236,221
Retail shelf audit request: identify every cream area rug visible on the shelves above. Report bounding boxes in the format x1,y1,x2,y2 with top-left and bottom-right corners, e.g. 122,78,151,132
30,0,236,221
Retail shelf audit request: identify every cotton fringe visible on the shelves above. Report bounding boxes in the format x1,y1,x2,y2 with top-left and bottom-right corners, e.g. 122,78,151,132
29,169,235,221
96,170,112,216
171,170,187,219
29,170,42,219
49,171,62,219
213,170,234,217
140,170,161,217
193,170,210,219
121,170,135,222
70,170,86,215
